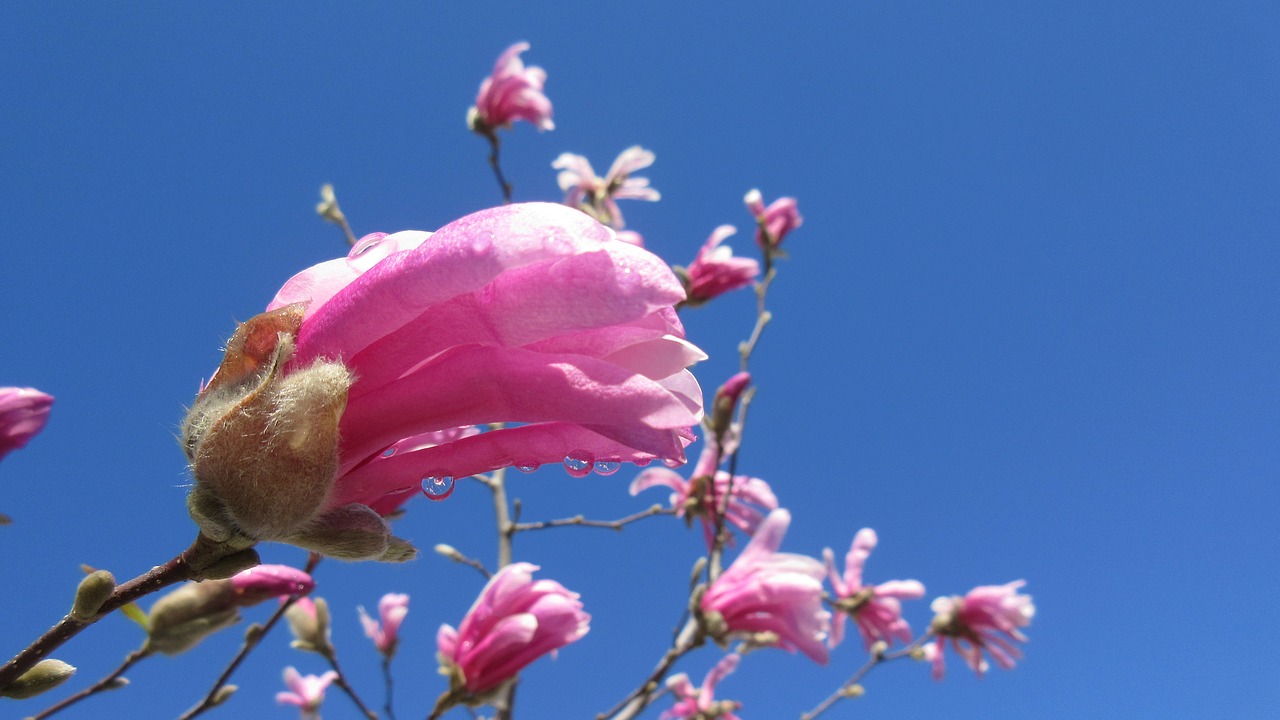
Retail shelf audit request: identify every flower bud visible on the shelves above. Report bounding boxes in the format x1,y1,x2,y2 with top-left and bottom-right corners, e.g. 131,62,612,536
285,597,333,655
0,659,76,699
144,580,240,656
229,565,314,606
71,570,116,621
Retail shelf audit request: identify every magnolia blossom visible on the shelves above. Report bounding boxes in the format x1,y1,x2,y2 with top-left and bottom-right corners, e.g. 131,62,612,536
700,509,830,663
553,146,660,228
183,202,703,560
662,653,743,720
744,189,802,248
276,666,337,717
468,42,553,132
631,444,777,548
437,562,590,695
823,529,925,650
0,387,53,461
229,564,315,605
926,581,1035,679
359,592,409,658
679,225,760,306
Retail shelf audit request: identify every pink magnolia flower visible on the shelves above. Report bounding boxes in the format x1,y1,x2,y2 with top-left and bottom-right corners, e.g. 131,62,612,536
276,666,337,717
823,529,925,650
468,42,553,132
744,189,803,248
662,654,743,720
183,202,703,559
926,580,1035,679
0,387,53,461
359,592,409,658
436,562,589,695
553,146,661,228
700,509,830,664
229,564,315,605
631,444,777,548
679,225,760,306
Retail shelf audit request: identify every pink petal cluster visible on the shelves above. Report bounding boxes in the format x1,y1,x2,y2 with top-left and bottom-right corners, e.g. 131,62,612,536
662,654,743,720
0,387,53,462
276,666,337,716
823,529,924,650
926,580,1034,679
229,565,315,605
700,509,830,663
469,42,553,132
553,146,661,228
436,562,590,695
744,189,803,248
631,444,777,548
359,592,409,658
681,226,760,305
268,202,704,515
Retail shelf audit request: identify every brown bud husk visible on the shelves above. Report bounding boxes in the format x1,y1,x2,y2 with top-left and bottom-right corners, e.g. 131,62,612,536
144,580,239,656
0,659,76,699
181,306,353,545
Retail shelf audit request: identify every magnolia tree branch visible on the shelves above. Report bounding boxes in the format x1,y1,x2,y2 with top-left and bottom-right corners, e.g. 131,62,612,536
380,655,397,720
28,648,150,720
512,505,675,533
482,132,514,204
319,649,378,720
599,619,705,720
799,635,933,720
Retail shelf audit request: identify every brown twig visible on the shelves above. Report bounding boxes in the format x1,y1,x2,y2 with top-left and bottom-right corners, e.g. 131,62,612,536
27,648,149,719
512,505,675,533
597,619,704,720
799,635,932,720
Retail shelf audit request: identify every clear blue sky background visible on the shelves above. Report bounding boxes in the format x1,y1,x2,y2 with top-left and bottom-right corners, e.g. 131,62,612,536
3,2,1277,718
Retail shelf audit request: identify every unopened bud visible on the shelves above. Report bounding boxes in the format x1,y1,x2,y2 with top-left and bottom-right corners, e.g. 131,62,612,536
104,677,130,691
71,570,116,621
210,684,238,708
869,640,888,659
434,543,461,559
198,548,262,581
0,659,75,699
841,684,865,698
230,564,314,606
285,597,332,655
710,372,751,440
910,646,927,661
144,580,240,656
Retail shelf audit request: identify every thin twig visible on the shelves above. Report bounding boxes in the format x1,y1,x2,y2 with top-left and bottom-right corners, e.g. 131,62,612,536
320,650,378,720
598,620,704,720
484,133,513,204
381,656,396,720
512,505,674,533
799,635,932,720
27,648,149,719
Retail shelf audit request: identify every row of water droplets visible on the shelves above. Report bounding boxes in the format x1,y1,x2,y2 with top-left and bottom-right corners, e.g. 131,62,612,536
416,451,683,501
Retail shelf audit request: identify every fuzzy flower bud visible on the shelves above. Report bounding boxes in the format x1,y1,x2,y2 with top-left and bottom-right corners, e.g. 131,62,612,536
229,564,315,605
0,659,75,699
70,570,116,621
144,581,240,656
286,597,333,655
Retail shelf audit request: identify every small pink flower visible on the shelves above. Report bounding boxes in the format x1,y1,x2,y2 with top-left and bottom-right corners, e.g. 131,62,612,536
0,387,53,462
229,565,315,606
823,529,924,650
662,654,743,720
700,509,830,664
437,562,589,695
680,226,760,306
468,42,553,132
276,666,337,716
553,146,660,228
631,444,777,548
926,581,1034,679
359,592,409,658
743,189,802,248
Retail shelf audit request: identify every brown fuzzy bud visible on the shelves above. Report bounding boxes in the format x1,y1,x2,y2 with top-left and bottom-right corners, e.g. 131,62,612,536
181,306,353,544
0,659,76,699
71,570,116,621
144,580,239,656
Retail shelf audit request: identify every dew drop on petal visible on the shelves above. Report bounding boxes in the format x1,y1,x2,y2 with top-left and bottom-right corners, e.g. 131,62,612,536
421,474,456,501
543,233,573,255
516,462,540,474
471,232,495,255
593,460,621,476
351,234,383,257
633,457,653,468
663,457,684,468
563,450,593,478
381,447,397,458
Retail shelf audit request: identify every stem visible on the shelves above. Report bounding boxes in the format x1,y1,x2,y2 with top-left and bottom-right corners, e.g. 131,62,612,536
336,216,358,247
484,133,513,204
28,648,150,719
381,656,397,720
512,505,674,533
486,464,517,720
799,634,932,720
738,268,776,372
0,534,232,691
321,650,378,720
599,619,704,720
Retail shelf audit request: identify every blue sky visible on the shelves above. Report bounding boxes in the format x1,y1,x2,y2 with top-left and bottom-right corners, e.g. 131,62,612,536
2,2,1278,718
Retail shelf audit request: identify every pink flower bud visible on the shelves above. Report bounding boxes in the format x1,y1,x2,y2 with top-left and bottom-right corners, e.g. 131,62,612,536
437,563,589,696
743,189,802,248
662,654,743,720
822,529,925,650
276,666,337,715
0,387,53,461
926,581,1034,679
468,43,553,133
359,592,409,658
681,226,760,306
229,565,315,607
700,509,830,663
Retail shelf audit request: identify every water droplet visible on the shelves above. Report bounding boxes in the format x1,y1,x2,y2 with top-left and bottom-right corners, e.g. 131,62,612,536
543,233,573,255
381,447,397,458
421,474,456,501
471,233,495,255
614,262,639,292
663,457,684,468
593,460,621,476
633,457,653,468
351,233,386,257
516,463,540,474
563,450,593,478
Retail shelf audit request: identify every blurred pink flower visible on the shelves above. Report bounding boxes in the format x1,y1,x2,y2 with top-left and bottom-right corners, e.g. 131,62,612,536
276,666,337,716
700,509,830,664
0,387,53,461
436,562,589,695
266,202,704,516
553,146,660,228
631,444,777,548
823,529,924,650
468,42,553,132
662,653,742,720
926,580,1034,679
680,225,760,306
359,592,409,658
229,565,314,605
743,189,802,248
